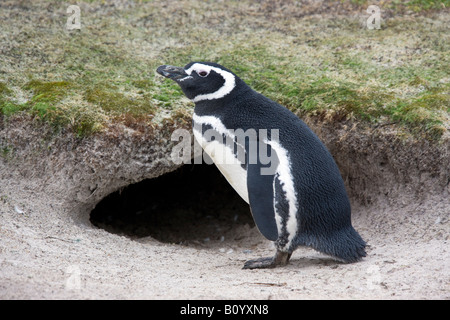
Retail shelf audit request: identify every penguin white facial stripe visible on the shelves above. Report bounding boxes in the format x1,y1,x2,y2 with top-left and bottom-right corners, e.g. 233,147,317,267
185,63,236,102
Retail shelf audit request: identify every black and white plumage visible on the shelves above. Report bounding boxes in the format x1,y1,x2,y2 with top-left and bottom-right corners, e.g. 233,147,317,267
157,62,366,269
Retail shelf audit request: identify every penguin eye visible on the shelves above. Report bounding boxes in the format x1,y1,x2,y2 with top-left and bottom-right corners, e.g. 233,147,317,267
197,70,209,77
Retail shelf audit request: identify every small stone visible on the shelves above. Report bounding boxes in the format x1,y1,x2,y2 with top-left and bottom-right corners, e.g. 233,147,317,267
14,206,24,214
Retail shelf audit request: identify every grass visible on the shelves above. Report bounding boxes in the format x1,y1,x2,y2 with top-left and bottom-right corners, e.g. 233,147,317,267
0,0,448,139
349,0,450,11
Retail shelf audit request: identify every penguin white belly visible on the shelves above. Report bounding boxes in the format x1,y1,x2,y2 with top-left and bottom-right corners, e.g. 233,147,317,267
193,123,249,204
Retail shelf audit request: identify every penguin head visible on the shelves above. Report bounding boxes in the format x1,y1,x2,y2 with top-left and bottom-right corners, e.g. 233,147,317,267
157,62,241,102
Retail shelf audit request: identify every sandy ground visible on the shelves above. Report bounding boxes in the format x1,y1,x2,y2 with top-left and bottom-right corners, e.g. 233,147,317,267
0,170,448,300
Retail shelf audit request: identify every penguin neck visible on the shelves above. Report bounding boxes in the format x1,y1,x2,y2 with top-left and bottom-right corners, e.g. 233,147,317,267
193,82,252,117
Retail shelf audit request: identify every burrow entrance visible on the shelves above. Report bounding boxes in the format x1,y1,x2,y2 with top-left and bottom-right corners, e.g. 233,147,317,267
90,164,254,245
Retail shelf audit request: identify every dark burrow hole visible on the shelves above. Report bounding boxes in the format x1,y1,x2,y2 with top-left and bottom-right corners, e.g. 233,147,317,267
90,164,254,244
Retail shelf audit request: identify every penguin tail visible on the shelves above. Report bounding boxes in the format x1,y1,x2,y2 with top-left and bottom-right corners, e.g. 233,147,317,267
297,226,367,263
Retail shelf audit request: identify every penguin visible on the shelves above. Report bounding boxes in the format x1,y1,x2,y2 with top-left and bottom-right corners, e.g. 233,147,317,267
157,62,366,269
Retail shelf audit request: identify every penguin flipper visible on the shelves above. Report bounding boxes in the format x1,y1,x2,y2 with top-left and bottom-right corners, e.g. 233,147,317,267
246,150,279,241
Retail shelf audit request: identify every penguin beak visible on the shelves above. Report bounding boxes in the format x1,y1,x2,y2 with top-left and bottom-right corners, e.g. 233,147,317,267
156,65,188,81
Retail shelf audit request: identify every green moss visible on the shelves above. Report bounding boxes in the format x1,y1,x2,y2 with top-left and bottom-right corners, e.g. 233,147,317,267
149,79,184,108
345,0,450,12
290,80,391,122
1,146,11,158
85,87,126,113
1,102,25,116
1,83,26,117
67,103,106,138
413,91,450,111
84,84,155,118
132,80,154,90
32,102,55,118
24,80,73,103
0,82,11,96
0,80,104,137
403,0,450,11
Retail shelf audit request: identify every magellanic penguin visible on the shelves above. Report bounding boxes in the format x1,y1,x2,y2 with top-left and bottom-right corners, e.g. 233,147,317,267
157,62,366,269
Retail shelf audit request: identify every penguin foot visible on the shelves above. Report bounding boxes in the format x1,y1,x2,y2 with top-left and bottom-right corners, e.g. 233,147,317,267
243,251,291,269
